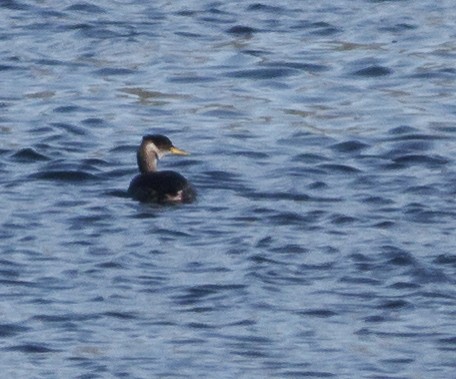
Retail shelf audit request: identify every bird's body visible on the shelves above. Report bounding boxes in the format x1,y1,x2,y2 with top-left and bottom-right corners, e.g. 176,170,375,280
128,135,196,204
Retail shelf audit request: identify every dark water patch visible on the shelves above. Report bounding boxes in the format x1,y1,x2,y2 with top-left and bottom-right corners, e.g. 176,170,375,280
200,15,235,25
382,246,415,266
74,22,139,39
201,108,245,118
51,122,88,136
25,90,55,99
53,106,87,114
437,337,456,350
270,244,308,254
250,268,313,286
410,68,456,79
53,199,87,207
249,253,287,266
310,25,341,37
281,370,335,378
392,154,448,168
420,290,455,301
228,150,269,159
293,21,341,36
245,191,311,202
225,68,299,79
247,3,286,13
136,274,168,287
69,213,106,226
81,158,109,168
384,133,446,143
167,75,217,83
61,22,94,34
120,87,189,101
403,203,445,224
432,124,456,134
33,58,72,67
11,148,49,162
438,67,456,75
226,319,256,327
263,61,329,72
330,214,358,225
364,314,391,323
186,322,216,330
184,261,230,274
389,281,421,290
380,358,416,366
0,267,21,279
361,195,394,206
346,252,376,269
356,328,437,339
175,9,197,17
339,276,382,286
254,237,272,248
297,309,337,318
181,306,215,313
230,347,269,358
81,117,106,127
388,125,417,135
404,185,437,195
378,299,411,310
0,279,34,287
109,144,135,153
173,284,246,306
102,311,137,320
352,66,393,77
37,8,66,18
379,23,417,33
30,170,98,182
0,324,29,338
226,25,258,36
174,31,203,39
330,140,370,153
225,334,273,344
1,0,30,10
0,64,17,71
295,153,329,164
5,344,58,353
307,181,328,190
154,228,193,239
65,3,105,13
409,266,449,284
433,254,456,267
241,49,271,58
95,68,135,76
32,313,99,323
316,163,361,173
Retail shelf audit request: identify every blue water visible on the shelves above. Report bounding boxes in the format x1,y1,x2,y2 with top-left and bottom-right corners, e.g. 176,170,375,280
1,1,456,378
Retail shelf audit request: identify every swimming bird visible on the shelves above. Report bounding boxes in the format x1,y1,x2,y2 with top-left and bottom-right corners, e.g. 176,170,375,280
128,135,196,203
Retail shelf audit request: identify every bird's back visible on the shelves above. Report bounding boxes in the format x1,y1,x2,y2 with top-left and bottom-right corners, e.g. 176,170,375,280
128,170,196,203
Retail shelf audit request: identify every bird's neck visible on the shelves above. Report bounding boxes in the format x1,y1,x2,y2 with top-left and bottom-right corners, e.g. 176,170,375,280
137,144,159,173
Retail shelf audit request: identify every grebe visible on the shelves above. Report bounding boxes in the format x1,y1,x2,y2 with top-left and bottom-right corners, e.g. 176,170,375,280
128,135,196,203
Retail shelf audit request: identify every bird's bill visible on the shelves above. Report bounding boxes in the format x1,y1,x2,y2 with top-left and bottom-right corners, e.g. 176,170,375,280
170,146,189,155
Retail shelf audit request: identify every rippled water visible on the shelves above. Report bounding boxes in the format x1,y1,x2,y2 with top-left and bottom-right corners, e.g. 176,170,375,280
1,1,456,378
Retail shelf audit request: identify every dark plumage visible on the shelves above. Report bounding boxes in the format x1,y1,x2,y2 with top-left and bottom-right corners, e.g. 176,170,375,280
128,135,196,204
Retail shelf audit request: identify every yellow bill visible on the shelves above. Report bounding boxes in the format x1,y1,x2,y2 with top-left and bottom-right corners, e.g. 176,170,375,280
170,146,189,155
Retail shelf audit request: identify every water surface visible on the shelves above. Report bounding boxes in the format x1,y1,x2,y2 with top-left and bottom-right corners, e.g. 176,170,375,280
1,1,456,378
